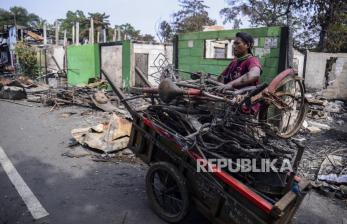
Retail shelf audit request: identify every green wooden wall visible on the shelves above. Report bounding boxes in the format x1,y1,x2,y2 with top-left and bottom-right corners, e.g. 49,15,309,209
121,40,131,88
177,26,285,83
67,41,133,87
67,44,100,86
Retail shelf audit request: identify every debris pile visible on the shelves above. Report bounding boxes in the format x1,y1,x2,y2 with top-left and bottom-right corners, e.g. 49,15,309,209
0,76,38,100
303,93,346,133
68,113,137,162
298,93,347,199
71,114,131,153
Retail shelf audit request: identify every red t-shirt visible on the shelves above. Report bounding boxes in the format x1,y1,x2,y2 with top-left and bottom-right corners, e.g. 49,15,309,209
220,56,262,87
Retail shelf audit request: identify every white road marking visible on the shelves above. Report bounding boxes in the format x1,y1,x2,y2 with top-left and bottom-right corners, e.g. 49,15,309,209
0,146,49,220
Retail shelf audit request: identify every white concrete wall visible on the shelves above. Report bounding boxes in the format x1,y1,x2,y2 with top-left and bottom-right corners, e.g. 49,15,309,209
46,45,65,72
293,49,305,77
304,51,347,90
100,45,123,88
133,43,173,85
322,57,347,100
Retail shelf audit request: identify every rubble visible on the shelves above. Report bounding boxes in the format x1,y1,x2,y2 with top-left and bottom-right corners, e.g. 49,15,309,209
307,126,321,133
91,91,119,112
307,120,331,130
325,101,345,113
0,86,27,100
71,114,132,153
336,120,345,126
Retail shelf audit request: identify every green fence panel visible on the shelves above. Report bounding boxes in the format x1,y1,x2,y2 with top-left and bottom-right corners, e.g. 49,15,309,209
67,44,100,86
121,40,131,88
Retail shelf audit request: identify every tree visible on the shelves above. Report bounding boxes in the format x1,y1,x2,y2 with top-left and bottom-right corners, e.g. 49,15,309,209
172,0,216,33
15,41,39,77
138,34,156,42
59,11,111,42
59,10,89,39
304,0,347,52
88,12,110,42
88,12,110,30
157,20,174,42
118,23,141,40
220,0,347,52
0,6,41,29
220,0,302,28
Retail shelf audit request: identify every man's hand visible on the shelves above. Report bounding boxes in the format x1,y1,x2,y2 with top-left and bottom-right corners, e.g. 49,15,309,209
215,83,235,93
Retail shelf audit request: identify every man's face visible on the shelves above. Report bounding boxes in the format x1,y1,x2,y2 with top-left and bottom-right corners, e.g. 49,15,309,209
233,37,249,57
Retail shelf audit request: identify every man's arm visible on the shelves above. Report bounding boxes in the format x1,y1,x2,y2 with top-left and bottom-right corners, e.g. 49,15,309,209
227,66,261,88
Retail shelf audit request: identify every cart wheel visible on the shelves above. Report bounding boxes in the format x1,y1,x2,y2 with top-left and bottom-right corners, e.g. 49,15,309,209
259,73,307,138
146,162,190,223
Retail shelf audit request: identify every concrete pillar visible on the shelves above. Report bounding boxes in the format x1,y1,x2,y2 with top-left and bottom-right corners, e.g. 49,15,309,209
55,21,60,45
97,31,100,43
90,18,94,44
112,28,116,41
117,27,121,41
63,30,67,46
72,25,75,44
103,29,106,43
43,23,47,45
76,22,80,45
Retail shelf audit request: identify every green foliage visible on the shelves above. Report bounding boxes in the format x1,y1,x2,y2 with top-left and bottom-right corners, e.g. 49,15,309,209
138,34,156,42
118,23,141,40
58,10,89,40
58,11,110,41
157,20,174,42
15,42,39,77
0,6,42,30
306,0,347,52
220,0,295,27
88,12,110,30
116,23,156,42
172,0,216,33
220,0,347,52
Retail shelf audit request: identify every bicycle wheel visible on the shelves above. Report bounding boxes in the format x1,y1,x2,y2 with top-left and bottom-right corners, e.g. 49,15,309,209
146,162,190,223
259,73,307,138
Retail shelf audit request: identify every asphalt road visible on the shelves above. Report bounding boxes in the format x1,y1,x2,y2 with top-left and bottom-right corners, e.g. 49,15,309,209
0,101,166,224
0,100,346,224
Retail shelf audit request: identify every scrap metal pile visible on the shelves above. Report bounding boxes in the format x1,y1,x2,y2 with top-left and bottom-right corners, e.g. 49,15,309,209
129,71,306,196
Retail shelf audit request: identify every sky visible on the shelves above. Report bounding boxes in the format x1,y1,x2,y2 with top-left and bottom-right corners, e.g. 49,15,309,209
1,0,238,36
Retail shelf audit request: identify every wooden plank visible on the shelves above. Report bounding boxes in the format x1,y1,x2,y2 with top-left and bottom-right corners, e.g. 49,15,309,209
271,179,311,218
135,66,152,87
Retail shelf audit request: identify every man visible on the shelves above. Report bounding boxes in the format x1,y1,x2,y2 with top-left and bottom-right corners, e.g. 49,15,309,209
216,32,262,92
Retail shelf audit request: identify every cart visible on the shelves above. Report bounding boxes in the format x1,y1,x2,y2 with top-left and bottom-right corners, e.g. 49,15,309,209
101,69,311,224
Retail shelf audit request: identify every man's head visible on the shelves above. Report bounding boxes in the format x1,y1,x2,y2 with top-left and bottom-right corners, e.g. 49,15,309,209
233,32,254,58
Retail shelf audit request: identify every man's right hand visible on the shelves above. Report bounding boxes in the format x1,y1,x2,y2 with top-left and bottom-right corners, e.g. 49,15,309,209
215,83,235,93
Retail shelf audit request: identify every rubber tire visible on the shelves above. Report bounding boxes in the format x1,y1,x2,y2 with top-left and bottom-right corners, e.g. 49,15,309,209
258,74,307,138
146,162,190,223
